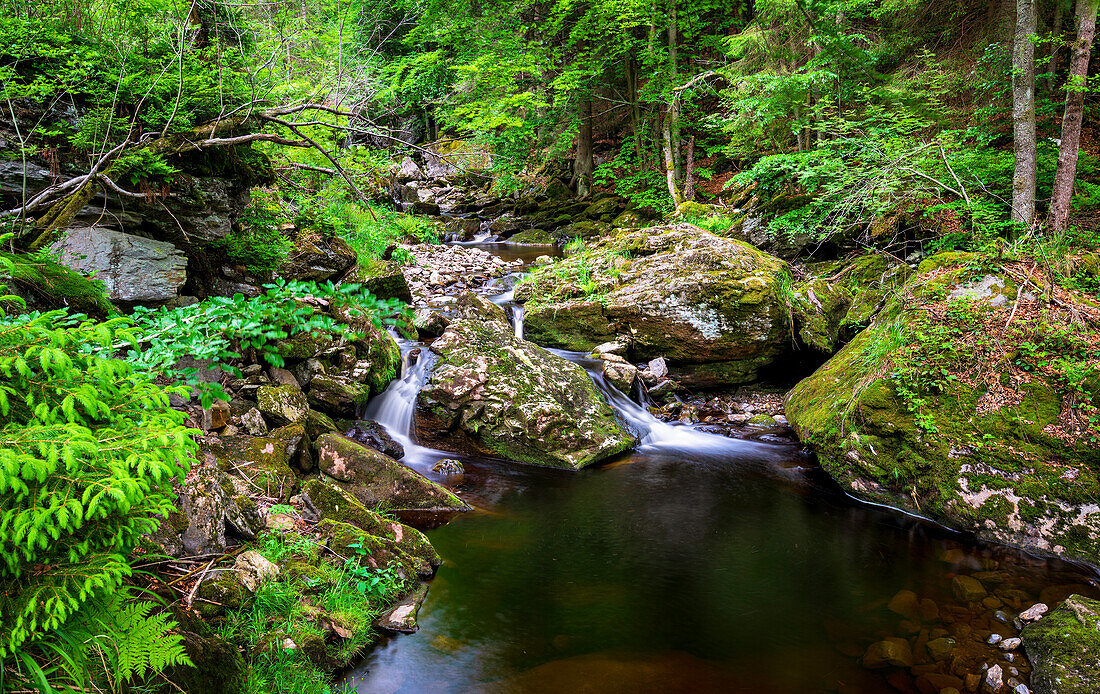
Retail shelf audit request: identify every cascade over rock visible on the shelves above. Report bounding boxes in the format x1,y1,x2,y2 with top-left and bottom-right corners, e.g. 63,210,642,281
518,224,791,386
417,294,636,469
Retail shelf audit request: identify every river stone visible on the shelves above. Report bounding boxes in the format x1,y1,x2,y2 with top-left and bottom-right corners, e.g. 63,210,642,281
418,313,636,470
345,420,405,459
926,637,956,661
1022,595,1100,694
51,226,187,303
888,589,922,621
521,225,790,387
234,550,279,592
240,408,268,436
375,584,429,633
953,575,988,603
307,374,370,418
315,434,469,514
257,384,310,426
863,637,914,668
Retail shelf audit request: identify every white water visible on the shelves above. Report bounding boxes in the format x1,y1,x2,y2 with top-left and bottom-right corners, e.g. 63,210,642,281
360,342,452,468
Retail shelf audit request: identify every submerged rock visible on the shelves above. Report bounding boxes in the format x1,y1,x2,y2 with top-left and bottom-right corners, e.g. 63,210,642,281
418,307,636,469
1022,594,1100,694
520,225,790,387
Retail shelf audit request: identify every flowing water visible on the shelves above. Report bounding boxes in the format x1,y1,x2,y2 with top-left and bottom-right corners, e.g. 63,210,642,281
345,244,1100,694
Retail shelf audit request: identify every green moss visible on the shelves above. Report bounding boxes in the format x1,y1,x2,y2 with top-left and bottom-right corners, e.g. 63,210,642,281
0,251,112,316
1022,595,1100,694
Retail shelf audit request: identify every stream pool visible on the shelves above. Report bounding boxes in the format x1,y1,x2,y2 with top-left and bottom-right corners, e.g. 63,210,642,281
343,244,1099,694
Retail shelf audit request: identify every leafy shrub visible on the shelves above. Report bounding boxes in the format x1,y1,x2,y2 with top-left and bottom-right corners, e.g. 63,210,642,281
0,307,196,659
126,280,410,406
216,188,294,275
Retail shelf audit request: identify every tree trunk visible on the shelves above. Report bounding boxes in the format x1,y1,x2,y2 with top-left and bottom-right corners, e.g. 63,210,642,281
1044,0,1067,93
1012,0,1038,227
662,110,683,206
1048,0,1100,231
668,2,681,183
627,57,645,167
683,136,695,202
574,99,594,199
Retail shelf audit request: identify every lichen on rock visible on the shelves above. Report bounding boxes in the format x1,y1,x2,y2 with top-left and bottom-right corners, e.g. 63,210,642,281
418,305,636,469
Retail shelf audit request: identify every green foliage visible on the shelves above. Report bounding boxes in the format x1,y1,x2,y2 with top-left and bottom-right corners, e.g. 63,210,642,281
0,306,196,659
343,541,404,600
216,188,295,275
125,280,409,407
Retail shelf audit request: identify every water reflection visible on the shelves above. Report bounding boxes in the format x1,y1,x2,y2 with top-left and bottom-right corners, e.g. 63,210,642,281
345,441,1099,693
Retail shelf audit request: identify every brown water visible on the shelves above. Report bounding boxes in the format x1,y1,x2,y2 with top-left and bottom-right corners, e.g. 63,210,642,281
346,413,1098,693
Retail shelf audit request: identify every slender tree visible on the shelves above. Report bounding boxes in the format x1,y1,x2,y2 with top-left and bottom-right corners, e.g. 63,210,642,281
573,98,594,198
1049,0,1099,231
1012,0,1038,227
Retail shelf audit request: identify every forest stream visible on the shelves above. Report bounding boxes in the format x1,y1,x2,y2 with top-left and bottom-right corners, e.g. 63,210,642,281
341,242,1100,694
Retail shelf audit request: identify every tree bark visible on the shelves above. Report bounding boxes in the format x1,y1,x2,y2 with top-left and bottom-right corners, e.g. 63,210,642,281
1049,0,1100,231
627,57,645,167
574,99,594,198
683,136,695,202
1012,0,1038,227
668,2,681,183
662,110,683,206
1043,0,1067,93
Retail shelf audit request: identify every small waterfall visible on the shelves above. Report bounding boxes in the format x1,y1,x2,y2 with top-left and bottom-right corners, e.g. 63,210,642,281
361,342,450,467
548,349,741,454
487,272,525,340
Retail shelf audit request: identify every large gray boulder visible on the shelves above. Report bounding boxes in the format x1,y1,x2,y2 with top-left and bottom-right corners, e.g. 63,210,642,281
519,225,791,387
418,298,636,469
52,226,187,303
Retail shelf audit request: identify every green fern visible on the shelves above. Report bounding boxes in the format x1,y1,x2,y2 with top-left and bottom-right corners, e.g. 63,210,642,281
79,593,192,682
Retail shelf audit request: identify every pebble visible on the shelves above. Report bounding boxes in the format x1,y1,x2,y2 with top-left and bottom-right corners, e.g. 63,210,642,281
987,633,1003,645
1018,603,1048,622
983,664,1003,692
999,637,1021,650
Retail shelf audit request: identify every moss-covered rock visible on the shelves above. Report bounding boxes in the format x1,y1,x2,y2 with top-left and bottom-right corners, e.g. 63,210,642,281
509,228,556,245
196,570,247,618
307,375,370,418
0,251,112,316
789,277,852,354
418,309,636,469
315,519,423,585
350,258,414,303
521,224,791,387
1023,595,1100,694
211,435,298,501
314,434,469,515
786,253,1100,565
166,610,248,694
257,384,310,426
299,479,441,577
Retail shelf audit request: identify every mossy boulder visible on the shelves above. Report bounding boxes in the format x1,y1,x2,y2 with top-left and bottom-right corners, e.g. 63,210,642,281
307,375,370,418
0,251,112,316
211,435,298,501
789,277,853,354
300,479,441,577
1023,595,1100,694
278,233,357,282
316,519,424,585
165,610,247,694
349,258,413,304
509,228,556,245
196,570,247,619
257,384,310,426
314,434,469,514
786,253,1100,565
418,312,636,469
521,224,791,387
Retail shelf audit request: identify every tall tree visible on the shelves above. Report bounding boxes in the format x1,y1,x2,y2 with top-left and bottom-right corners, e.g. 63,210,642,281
1049,0,1100,231
573,98,594,198
1012,0,1038,227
